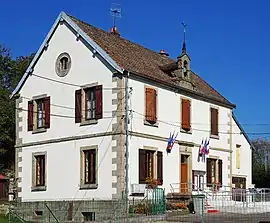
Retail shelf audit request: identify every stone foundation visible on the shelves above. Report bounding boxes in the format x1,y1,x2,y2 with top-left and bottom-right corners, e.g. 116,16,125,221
12,200,127,222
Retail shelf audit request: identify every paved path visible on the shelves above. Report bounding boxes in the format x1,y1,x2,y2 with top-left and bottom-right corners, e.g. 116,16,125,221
167,212,270,222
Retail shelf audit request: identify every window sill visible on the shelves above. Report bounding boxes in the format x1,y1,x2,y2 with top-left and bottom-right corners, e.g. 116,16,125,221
144,120,158,127
80,119,98,126
210,134,219,140
32,128,47,134
79,184,98,190
31,186,47,192
180,128,192,134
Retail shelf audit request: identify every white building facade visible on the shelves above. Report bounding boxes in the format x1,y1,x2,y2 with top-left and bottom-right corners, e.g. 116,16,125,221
12,11,253,206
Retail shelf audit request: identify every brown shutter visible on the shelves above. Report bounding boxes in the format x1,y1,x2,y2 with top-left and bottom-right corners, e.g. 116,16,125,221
28,101,34,131
95,85,103,119
145,88,157,123
206,158,212,186
182,99,191,130
211,108,218,136
139,149,146,184
218,159,223,185
75,89,82,123
44,96,50,128
157,151,163,185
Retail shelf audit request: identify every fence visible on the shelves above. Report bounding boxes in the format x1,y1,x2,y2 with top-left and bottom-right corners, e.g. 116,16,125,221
3,190,270,222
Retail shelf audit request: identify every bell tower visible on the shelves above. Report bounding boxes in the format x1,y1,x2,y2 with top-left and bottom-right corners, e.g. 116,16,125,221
174,22,193,90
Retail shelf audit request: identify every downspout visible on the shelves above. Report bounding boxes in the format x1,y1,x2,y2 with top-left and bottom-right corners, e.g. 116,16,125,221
125,71,130,214
229,110,233,190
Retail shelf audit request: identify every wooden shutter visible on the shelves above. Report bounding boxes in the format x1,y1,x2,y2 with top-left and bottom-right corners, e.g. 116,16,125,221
210,108,218,136
206,158,212,186
75,89,82,123
44,96,50,128
95,85,103,119
157,151,163,185
182,99,191,130
139,149,146,184
218,159,223,185
145,88,157,123
28,101,34,131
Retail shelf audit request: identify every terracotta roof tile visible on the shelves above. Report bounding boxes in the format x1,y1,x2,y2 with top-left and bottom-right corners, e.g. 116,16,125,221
69,15,235,108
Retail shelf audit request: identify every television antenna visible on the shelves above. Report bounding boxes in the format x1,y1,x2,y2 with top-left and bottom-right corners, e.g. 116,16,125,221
110,3,122,28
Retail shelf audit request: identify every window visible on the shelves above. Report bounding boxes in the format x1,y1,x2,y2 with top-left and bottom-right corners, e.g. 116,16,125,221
181,98,191,131
236,144,241,169
206,158,223,187
139,149,163,185
80,147,98,189
85,88,96,120
84,150,96,184
210,107,219,136
32,153,46,191
60,57,69,71
55,53,71,77
36,99,45,128
192,171,205,191
145,87,157,124
28,96,50,133
75,85,103,124
183,60,188,77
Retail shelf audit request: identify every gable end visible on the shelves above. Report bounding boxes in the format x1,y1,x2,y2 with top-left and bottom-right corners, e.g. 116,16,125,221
10,11,124,99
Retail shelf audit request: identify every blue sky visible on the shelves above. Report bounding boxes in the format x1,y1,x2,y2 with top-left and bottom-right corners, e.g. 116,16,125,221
1,0,269,139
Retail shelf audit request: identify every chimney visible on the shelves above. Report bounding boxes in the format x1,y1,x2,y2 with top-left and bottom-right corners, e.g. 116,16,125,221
109,26,120,36
159,50,169,57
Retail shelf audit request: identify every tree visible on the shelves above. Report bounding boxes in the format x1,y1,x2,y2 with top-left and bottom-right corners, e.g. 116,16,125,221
0,44,34,172
252,139,270,188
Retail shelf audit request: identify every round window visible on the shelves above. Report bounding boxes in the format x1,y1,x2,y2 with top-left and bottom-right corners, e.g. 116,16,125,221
55,53,71,77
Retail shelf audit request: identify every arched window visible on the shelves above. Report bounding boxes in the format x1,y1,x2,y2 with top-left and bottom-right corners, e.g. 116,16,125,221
183,60,188,77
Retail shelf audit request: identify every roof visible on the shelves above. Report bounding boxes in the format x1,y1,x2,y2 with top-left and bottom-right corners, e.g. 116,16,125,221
10,12,235,108
70,15,235,108
232,113,255,150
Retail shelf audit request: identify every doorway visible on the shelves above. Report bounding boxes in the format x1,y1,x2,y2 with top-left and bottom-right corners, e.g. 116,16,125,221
180,154,189,193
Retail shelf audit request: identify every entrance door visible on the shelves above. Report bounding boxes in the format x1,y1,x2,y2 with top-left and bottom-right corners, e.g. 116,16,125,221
180,155,189,193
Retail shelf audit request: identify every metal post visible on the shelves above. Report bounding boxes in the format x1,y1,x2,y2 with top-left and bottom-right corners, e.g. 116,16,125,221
125,72,129,215
201,198,205,223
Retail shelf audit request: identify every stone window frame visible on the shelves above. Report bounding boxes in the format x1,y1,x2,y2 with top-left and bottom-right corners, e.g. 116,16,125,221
55,52,71,77
80,145,98,190
31,151,47,192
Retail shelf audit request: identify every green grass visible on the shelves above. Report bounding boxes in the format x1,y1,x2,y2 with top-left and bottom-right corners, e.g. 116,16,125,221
0,214,9,223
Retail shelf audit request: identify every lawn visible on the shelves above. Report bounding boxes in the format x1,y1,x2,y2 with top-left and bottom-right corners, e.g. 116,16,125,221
0,214,9,223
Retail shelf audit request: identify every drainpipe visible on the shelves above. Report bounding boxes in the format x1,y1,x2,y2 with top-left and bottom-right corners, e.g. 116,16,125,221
125,71,130,214
229,110,233,191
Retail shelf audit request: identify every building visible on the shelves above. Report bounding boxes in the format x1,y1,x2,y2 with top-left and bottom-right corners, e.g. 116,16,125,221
12,11,252,208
